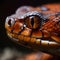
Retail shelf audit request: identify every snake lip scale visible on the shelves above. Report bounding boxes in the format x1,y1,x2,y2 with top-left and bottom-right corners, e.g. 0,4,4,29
5,4,60,56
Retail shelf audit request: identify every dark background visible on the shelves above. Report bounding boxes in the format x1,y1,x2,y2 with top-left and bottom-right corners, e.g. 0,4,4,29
0,0,60,53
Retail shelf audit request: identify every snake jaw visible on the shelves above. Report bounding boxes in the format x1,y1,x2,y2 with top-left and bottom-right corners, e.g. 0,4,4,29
6,28,60,56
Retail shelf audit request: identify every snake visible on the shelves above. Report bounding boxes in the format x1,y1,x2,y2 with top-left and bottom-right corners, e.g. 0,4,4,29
5,4,60,56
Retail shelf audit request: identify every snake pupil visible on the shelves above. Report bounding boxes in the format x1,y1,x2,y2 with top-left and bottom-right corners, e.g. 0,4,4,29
31,17,34,27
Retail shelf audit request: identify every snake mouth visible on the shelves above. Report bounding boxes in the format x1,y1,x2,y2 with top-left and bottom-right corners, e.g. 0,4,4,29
7,30,60,49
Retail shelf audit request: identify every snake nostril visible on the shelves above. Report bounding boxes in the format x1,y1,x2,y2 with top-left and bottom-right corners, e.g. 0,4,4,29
6,17,15,27
8,19,11,26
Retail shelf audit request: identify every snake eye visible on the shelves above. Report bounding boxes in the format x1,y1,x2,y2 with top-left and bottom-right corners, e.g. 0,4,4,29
25,15,43,29
6,17,15,27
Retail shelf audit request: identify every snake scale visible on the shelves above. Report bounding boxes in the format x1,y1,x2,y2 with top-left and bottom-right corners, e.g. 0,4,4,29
5,4,60,56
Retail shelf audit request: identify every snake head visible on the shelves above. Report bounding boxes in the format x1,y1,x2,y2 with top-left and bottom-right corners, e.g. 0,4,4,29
5,8,60,56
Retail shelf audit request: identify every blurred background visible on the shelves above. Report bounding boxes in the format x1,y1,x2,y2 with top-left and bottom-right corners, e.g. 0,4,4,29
0,0,60,60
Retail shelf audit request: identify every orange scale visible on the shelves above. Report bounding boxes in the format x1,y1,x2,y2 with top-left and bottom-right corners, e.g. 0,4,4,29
5,23,13,32
32,29,42,38
51,33,60,43
13,22,23,34
48,15,56,20
21,28,32,36
42,30,50,38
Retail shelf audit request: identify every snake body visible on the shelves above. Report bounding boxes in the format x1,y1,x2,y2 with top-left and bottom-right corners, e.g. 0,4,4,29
5,4,60,56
